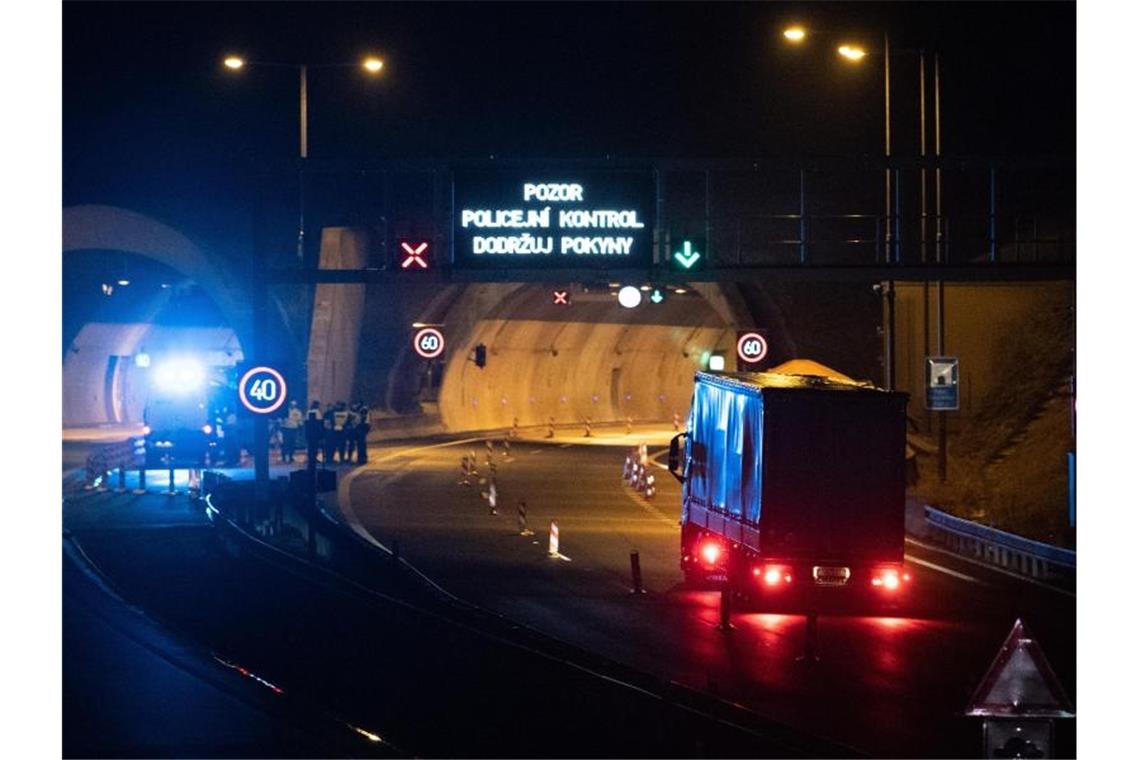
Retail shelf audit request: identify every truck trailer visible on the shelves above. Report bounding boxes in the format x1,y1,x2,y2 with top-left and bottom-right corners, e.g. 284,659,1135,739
668,369,910,608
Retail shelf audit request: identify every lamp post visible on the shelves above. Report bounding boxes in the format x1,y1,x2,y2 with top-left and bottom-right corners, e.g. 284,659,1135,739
223,55,384,264
782,27,943,394
222,54,383,495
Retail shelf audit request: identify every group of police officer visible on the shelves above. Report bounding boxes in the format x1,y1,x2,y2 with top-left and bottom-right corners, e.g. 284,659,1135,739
278,399,372,465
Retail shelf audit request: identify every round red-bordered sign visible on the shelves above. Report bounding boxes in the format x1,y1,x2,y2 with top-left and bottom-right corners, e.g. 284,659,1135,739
413,327,445,359
736,332,769,364
239,366,288,415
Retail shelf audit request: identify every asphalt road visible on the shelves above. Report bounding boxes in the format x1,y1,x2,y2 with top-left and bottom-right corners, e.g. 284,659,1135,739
342,431,1076,758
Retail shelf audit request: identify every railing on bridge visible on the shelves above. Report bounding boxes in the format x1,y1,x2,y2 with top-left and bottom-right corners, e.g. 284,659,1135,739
247,156,1075,275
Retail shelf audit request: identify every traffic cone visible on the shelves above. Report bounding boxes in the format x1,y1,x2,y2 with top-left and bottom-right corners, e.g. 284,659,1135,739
548,520,560,557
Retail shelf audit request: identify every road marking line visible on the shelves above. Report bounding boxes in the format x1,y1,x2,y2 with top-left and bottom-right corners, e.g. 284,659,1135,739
618,483,676,526
904,554,982,584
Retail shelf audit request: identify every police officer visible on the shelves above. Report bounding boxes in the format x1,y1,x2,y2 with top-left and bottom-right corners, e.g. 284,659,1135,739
281,400,302,463
322,403,336,464
344,403,359,463
354,402,371,464
332,401,351,463
304,400,323,467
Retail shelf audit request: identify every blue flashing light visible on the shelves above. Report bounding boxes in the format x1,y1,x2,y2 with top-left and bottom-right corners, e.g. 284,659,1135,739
153,358,205,394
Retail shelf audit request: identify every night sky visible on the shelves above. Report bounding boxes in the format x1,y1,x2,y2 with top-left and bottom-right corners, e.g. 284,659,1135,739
65,1,1075,211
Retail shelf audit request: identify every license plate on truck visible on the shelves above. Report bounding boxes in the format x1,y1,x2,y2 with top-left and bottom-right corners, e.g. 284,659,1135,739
812,566,851,586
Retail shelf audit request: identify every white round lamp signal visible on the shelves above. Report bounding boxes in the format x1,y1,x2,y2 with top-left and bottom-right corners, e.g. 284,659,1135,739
617,286,642,308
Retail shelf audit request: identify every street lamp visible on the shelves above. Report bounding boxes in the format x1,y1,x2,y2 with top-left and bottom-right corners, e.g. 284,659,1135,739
781,25,949,473
222,54,385,262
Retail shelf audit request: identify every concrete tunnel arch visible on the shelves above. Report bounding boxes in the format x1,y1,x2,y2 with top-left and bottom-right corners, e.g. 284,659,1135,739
430,281,783,432
62,205,292,425
63,205,255,345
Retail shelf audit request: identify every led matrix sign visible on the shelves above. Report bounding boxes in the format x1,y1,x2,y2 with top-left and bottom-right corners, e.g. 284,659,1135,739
453,170,656,268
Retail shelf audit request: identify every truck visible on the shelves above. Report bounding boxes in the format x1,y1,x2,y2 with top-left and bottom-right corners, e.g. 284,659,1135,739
668,367,910,608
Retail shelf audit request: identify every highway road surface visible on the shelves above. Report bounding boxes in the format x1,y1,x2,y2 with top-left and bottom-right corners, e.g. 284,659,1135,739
340,427,1076,758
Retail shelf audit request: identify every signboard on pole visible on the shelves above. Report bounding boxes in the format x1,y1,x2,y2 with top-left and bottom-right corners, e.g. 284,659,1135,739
965,618,1074,758
238,366,288,415
412,327,445,360
736,330,769,370
926,356,960,410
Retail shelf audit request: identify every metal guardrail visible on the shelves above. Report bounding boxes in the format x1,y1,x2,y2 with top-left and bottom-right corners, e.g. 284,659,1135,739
923,505,1075,584
82,437,142,490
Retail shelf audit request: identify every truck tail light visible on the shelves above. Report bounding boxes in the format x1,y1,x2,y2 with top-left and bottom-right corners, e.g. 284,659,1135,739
700,542,721,565
755,564,792,586
871,567,907,590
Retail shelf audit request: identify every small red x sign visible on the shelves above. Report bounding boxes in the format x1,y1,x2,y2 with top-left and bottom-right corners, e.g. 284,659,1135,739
400,241,429,269
552,290,570,305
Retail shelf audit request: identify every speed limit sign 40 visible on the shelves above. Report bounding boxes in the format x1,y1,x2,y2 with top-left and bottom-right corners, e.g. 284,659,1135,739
413,327,445,359
736,331,769,365
239,366,288,414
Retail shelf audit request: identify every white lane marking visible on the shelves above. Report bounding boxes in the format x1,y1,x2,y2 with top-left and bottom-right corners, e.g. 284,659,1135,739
619,483,677,526
904,553,982,584
558,443,574,448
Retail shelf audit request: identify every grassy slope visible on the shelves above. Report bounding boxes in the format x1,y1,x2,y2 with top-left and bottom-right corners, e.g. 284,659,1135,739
912,295,1075,547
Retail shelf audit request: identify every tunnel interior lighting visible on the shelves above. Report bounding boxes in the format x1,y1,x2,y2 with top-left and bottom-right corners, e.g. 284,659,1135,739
224,56,245,70
709,353,726,371
838,45,866,61
363,57,384,73
617,285,642,308
134,352,151,368
783,26,806,42
154,358,205,394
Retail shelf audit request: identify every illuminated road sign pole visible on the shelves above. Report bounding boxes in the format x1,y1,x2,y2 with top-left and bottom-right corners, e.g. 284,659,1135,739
240,364,289,512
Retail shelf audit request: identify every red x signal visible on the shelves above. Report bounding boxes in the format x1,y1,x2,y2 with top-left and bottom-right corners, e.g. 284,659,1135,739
552,290,570,305
400,241,430,269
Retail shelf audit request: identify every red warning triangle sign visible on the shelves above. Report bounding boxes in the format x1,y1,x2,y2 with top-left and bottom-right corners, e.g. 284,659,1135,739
966,619,1074,718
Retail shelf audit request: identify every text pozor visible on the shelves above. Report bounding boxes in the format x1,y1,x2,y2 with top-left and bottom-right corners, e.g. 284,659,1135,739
523,183,584,202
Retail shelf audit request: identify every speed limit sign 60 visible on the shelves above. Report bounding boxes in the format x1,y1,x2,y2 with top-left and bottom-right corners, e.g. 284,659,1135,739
413,327,445,359
736,331,769,365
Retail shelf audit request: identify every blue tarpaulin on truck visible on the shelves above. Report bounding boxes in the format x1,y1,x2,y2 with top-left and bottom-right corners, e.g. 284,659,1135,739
685,382,763,524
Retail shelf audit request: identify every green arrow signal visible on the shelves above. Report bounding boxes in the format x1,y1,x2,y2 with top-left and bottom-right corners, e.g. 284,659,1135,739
649,288,664,304
673,240,701,269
